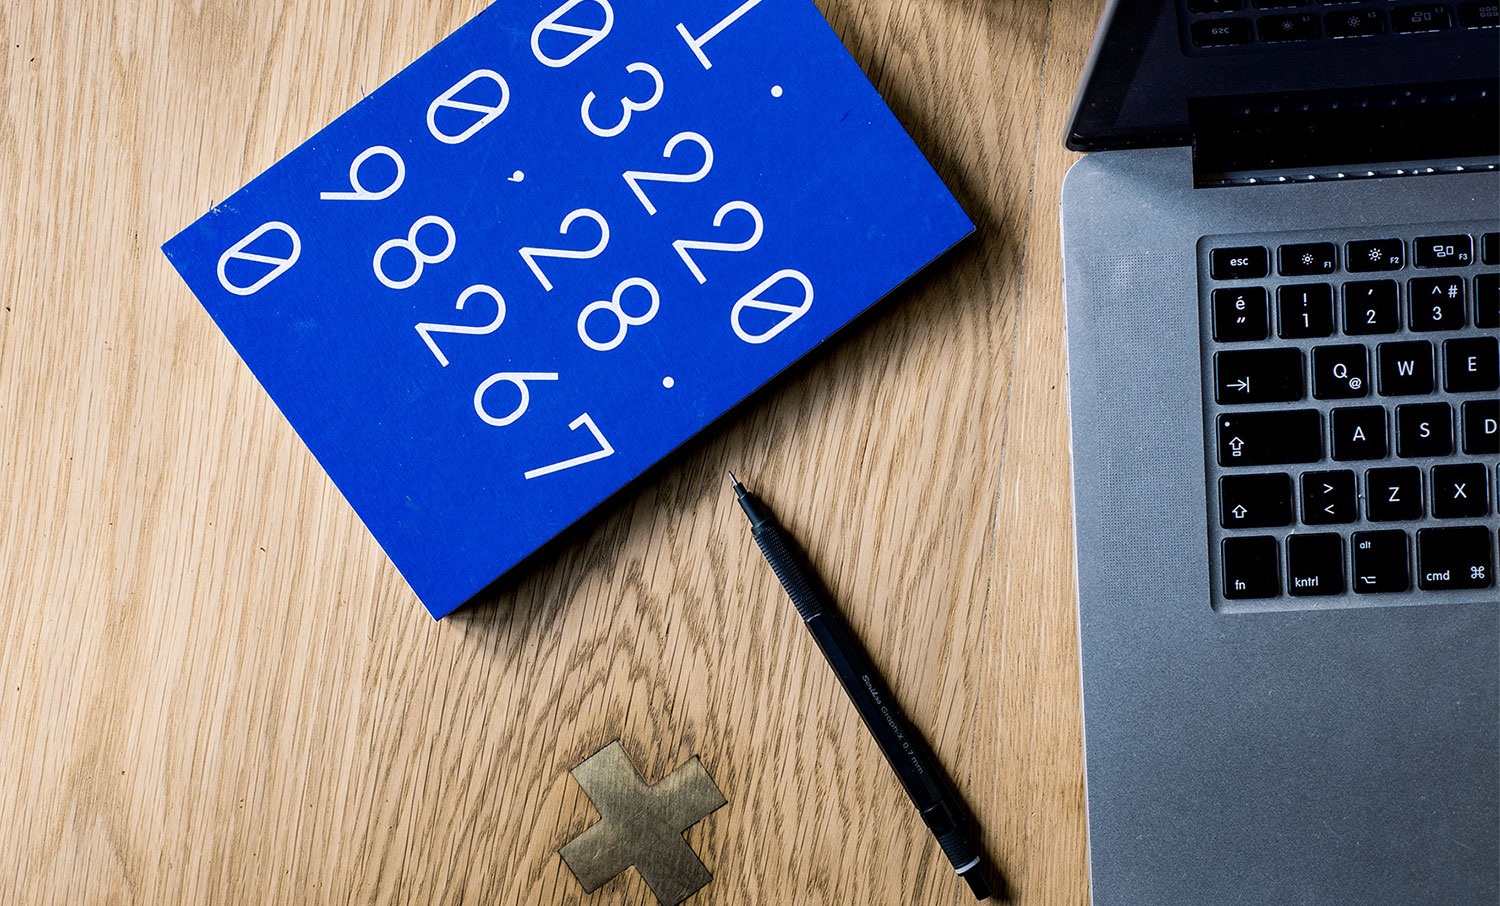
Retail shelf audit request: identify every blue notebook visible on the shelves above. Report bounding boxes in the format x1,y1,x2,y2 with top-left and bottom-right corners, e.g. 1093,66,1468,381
163,0,973,618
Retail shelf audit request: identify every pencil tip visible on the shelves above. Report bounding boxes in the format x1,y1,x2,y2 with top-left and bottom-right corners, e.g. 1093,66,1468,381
726,470,738,486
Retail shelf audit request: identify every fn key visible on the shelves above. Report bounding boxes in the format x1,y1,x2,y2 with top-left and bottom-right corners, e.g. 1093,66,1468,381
1223,536,1280,599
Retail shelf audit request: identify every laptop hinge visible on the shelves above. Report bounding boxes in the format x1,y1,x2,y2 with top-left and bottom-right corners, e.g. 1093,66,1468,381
1189,79,1499,188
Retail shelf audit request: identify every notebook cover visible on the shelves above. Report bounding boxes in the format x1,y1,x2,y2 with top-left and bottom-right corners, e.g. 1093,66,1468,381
163,0,973,618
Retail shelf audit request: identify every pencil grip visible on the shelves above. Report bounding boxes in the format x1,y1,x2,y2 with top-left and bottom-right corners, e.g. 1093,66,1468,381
752,527,824,621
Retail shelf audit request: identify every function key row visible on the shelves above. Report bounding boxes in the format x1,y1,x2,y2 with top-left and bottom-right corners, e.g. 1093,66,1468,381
1222,525,1494,598
1210,234,1493,280
1190,5,1499,47
1212,339,1499,402
1212,275,1499,340
1216,399,1498,465
1220,463,1495,528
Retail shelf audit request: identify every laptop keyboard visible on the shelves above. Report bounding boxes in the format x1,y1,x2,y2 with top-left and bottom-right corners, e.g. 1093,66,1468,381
1181,0,1498,49
1199,223,1498,610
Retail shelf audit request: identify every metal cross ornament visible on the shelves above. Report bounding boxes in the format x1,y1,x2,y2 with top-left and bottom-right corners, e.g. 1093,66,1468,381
559,741,727,906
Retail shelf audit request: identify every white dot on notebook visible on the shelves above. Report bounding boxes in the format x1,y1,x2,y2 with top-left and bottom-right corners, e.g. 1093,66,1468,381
771,85,783,98
662,376,675,389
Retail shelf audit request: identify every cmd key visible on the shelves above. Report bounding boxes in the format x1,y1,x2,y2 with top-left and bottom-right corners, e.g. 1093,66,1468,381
1217,409,1322,466
1417,526,1495,590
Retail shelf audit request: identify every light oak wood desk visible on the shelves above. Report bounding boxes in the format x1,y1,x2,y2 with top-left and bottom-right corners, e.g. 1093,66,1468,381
2,0,1099,901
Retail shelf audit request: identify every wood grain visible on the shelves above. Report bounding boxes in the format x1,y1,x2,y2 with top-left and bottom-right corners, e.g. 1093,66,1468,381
0,0,1096,902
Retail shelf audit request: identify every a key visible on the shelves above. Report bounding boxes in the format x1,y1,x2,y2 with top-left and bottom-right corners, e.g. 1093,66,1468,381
1330,406,1387,460
1326,8,1385,37
1278,283,1335,337
1431,463,1490,519
1444,337,1499,393
1352,530,1410,593
1475,273,1498,328
1392,3,1451,31
1287,533,1345,596
1346,239,1404,272
1212,287,1270,341
1483,233,1498,266
1220,473,1294,528
1222,536,1280,599
1416,526,1494,590
1366,466,1424,521
1312,345,1369,399
1259,12,1319,39
1408,276,1466,330
1192,18,1254,45
1462,400,1498,454
1413,234,1473,268
1342,280,1400,334
1214,348,1304,403
1301,469,1358,524
1378,340,1434,395
1188,0,1243,11
1396,402,1453,457
1217,410,1323,466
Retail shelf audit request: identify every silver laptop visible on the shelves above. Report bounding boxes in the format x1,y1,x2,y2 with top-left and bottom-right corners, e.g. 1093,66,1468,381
1059,2,1499,903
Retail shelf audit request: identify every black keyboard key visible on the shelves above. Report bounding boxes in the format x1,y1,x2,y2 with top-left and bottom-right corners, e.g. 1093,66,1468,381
1215,348,1304,403
1213,287,1271,341
1458,0,1500,27
1287,533,1345,596
1392,3,1452,31
1223,536,1281,599
1312,345,1369,399
1331,406,1388,460
1278,283,1335,337
1409,276,1467,330
1221,473,1295,527
1279,242,1337,276
1483,232,1499,266
1326,8,1385,36
1463,400,1499,454
1254,0,1301,7
1431,463,1490,518
1193,18,1255,45
1346,239,1404,272
1414,234,1473,268
1343,280,1400,333
1445,337,1500,392
1210,244,1267,278
1189,0,1245,11
1217,410,1323,466
1396,402,1453,457
1417,526,1494,590
1352,530,1411,593
1301,469,1358,524
1476,273,1498,328
1378,340,1435,395
1260,12,1320,38
1367,467,1424,521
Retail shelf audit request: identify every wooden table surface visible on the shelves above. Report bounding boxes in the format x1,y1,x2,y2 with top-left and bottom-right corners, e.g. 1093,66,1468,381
1,0,1099,902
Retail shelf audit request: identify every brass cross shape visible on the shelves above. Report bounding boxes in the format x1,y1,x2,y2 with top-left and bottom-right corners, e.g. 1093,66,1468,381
559,741,727,906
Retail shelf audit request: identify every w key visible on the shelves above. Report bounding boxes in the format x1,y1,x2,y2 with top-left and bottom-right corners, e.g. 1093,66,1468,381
1214,348,1304,403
